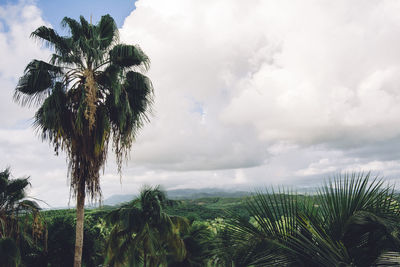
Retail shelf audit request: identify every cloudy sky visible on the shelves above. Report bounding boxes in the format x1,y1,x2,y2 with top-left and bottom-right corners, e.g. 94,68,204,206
2,0,400,207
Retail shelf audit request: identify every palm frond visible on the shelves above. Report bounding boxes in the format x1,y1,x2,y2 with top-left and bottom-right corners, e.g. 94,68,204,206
14,60,62,107
33,82,70,143
374,251,400,266
30,26,69,54
97,14,118,49
61,17,83,41
109,44,150,70
224,172,400,266
318,173,399,240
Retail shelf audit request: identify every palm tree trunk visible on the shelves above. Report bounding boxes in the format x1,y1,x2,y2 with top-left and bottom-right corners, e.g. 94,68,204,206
74,185,85,267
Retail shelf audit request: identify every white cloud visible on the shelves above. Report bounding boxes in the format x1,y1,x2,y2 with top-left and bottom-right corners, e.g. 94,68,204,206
118,0,400,188
0,1,50,127
3,0,400,206
219,0,400,147
0,1,70,207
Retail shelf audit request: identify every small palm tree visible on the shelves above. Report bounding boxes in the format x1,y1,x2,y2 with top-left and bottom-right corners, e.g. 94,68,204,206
105,186,189,266
224,173,400,266
14,15,153,267
0,168,41,239
0,168,42,267
168,222,216,267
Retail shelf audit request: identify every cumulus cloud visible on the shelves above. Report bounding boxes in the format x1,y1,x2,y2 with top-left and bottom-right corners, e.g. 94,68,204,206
0,1,70,206
0,1,50,126
3,0,400,206
218,0,400,147
119,0,400,182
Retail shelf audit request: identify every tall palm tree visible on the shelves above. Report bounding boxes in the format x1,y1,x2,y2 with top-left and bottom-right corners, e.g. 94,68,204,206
105,186,188,266
224,173,400,266
14,15,153,267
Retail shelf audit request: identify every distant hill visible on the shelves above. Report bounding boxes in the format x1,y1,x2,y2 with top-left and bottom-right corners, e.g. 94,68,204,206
167,188,250,199
102,194,136,206
103,188,251,206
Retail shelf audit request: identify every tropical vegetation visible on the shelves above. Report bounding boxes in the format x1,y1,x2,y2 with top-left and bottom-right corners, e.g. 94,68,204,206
3,168,400,266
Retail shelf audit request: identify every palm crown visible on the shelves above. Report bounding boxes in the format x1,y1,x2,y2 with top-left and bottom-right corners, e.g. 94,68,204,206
14,14,153,200
106,186,189,266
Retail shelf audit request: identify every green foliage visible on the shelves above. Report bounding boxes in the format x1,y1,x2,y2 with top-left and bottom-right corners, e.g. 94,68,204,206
223,173,400,266
7,173,400,266
46,216,75,267
105,186,190,266
0,238,20,267
165,197,250,221
19,209,108,267
168,222,216,267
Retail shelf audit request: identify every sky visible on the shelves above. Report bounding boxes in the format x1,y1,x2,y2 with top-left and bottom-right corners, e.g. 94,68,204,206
2,0,400,207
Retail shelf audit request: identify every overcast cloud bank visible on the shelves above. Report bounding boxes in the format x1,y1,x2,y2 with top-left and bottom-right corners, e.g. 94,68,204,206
2,0,400,206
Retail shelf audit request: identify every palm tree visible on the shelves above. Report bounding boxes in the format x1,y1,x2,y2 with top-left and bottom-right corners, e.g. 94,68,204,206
168,222,216,267
14,15,153,267
0,168,42,267
224,173,400,266
105,186,188,266
0,168,42,240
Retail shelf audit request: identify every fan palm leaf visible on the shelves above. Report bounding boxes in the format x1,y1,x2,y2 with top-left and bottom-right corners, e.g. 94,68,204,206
224,173,400,266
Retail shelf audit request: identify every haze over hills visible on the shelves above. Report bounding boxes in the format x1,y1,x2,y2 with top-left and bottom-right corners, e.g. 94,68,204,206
45,185,321,209
102,184,326,206
103,188,252,206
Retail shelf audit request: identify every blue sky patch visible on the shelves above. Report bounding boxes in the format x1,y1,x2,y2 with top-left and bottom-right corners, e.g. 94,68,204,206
5,0,136,32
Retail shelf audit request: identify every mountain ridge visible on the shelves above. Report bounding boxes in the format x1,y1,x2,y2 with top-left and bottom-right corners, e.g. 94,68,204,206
103,188,251,206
